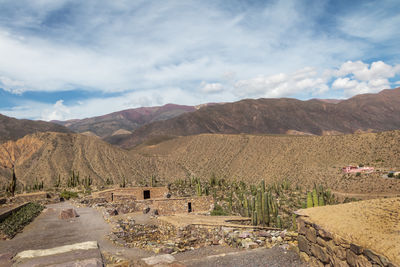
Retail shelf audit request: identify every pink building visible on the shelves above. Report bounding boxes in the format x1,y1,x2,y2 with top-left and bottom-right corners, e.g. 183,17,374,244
342,166,374,174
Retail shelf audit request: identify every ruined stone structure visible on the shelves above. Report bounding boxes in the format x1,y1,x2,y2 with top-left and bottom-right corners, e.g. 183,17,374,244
92,187,213,215
94,187,169,202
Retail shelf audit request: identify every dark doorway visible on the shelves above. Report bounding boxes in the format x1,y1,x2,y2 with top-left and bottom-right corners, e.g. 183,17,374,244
188,202,192,213
143,190,151,199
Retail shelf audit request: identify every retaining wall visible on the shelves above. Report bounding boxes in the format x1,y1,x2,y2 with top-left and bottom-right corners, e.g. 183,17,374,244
296,216,398,267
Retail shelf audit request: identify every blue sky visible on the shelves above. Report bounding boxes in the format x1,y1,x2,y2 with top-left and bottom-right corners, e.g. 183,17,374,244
0,0,399,120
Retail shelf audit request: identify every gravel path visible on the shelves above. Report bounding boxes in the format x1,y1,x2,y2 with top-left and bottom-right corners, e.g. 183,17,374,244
179,246,307,267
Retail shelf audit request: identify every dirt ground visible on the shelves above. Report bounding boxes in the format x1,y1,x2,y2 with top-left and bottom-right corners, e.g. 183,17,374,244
0,201,305,266
158,213,253,228
298,197,400,265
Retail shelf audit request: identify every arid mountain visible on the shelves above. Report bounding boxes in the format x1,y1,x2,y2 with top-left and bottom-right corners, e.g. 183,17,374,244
0,132,185,189
111,88,400,148
134,131,400,194
0,113,71,144
52,104,196,138
1,131,399,195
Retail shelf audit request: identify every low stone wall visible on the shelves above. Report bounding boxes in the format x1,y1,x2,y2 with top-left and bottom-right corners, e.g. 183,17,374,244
152,196,214,215
12,192,48,203
96,196,214,216
94,187,169,202
297,216,397,267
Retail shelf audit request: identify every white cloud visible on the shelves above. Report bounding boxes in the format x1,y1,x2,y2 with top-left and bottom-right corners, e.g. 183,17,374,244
233,67,329,98
41,100,71,121
200,82,224,93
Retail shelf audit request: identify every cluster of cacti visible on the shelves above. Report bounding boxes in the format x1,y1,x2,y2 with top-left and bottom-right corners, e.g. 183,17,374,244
32,178,44,191
195,179,202,196
306,184,336,208
54,174,61,188
236,180,281,227
67,171,80,187
120,176,126,188
150,175,157,187
82,176,92,188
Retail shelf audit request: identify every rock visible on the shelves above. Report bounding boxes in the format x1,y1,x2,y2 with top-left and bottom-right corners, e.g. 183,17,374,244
143,207,150,214
108,209,119,216
350,243,363,255
59,209,79,219
276,236,283,243
239,232,250,238
310,244,329,263
257,230,271,238
161,247,175,254
150,209,159,216
299,252,310,262
142,254,176,265
305,226,317,243
242,240,258,249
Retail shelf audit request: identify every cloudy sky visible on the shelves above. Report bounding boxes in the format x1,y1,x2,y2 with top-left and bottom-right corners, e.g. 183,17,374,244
0,0,399,120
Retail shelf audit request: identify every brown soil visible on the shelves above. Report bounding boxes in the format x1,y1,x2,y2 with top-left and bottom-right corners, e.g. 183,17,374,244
297,197,400,264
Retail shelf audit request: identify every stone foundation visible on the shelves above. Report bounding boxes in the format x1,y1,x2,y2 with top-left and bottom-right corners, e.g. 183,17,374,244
296,216,398,267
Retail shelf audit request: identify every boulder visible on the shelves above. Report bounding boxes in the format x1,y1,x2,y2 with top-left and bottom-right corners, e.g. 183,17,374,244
143,207,151,214
59,209,79,219
108,209,118,216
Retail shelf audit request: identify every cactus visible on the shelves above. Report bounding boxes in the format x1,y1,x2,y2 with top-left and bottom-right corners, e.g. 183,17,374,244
276,215,282,229
312,188,319,207
228,190,233,214
7,168,17,196
318,194,325,206
243,195,249,217
196,180,202,196
264,192,270,226
120,176,126,188
307,192,313,208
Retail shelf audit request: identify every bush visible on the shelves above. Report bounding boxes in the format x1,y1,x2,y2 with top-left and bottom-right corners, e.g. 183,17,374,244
0,202,44,238
388,172,394,178
355,172,361,177
60,190,78,200
211,204,229,216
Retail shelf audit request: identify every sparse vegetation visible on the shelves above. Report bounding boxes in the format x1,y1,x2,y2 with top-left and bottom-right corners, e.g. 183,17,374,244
0,202,44,238
60,190,78,200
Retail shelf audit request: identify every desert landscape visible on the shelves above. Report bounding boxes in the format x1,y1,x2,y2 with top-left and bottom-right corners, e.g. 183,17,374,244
1,1,400,266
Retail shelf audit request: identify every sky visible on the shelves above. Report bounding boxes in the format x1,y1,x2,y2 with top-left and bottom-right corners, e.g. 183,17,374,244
0,0,400,121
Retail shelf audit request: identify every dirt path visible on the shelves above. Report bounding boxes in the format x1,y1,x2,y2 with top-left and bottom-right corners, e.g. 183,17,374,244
0,201,305,266
177,246,307,267
332,190,400,201
0,201,152,260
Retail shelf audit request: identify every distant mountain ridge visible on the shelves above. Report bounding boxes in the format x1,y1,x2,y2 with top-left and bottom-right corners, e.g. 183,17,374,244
0,113,71,144
109,88,400,148
52,103,197,138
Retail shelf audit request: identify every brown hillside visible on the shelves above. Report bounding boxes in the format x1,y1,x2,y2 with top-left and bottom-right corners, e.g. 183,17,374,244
0,113,71,144
0,132,186,188
1,131,400,196
114,88,400,148
53,104,196,138
133,131,400,193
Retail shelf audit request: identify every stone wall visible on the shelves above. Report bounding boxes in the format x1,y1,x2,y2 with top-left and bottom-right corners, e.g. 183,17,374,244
12,192,48,203
94,196,213,216
94,187,169,202
152,196,214,215
296,216,398,267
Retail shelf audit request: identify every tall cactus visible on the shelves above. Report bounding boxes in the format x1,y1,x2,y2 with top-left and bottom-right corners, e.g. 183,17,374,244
196,180,202,196
312,188,319,207
307,192,313,208
243,195,249,217
264,192,270,226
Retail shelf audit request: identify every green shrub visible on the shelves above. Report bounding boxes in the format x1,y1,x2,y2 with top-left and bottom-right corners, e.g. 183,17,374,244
211,204,229,216
60,190,78,200
388,172,394,178
0,202,44,238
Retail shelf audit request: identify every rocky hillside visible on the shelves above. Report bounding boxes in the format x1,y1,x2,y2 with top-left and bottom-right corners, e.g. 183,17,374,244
1,131,400,195
0,132,186,189
133,130,400,193
0,113,71,144
53,104,196,138
112,88,400,148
